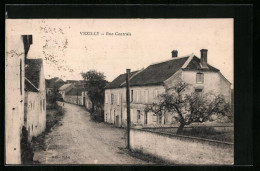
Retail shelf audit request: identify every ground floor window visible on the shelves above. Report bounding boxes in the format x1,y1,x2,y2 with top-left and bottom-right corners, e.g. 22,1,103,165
137,110,141,123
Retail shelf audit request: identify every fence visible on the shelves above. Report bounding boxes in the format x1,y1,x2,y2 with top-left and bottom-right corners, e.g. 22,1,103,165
130,128,234,165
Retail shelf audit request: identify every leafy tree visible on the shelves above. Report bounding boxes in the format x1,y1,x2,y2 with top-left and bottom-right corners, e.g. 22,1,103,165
81,70,107,111
145,81,231,134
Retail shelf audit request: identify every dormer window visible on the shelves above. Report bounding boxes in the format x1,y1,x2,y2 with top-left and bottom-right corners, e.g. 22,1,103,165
196,72,204,83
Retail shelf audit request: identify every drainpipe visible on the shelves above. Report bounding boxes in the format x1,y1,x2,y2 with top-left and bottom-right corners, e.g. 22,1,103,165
126,69,131,150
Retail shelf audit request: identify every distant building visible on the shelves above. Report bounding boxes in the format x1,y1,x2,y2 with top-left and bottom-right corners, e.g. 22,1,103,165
62,81,92,110
64,87,84,105
45,77,65,96
24,58,46,141
5,35,32,164
104,49,231,127
58,84,73,99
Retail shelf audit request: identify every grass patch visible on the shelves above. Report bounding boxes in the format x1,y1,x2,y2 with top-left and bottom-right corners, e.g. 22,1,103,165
144,126,233,143
31,102,65,155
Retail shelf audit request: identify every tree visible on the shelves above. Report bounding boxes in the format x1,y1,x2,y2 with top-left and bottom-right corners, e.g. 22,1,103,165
81,70,107,111
145,81,231,134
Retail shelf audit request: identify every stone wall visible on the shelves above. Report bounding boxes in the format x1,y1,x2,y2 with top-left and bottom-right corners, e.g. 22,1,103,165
130,128,234,165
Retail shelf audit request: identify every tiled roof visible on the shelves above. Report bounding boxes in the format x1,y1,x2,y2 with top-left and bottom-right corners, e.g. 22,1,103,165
65,87,84,96
183,56,219,72
105,70,139,89
46,77,65,88
59,84,72,91
106,54,221,89
25,59,42,92
124,57,189,87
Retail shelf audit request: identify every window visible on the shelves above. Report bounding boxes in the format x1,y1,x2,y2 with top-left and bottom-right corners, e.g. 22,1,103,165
155,89,158,98
196,72,204,83
136,90,140,102
131,90,133,102
195,89,203,96
111,94,114,104
117,92,120,105
105,94,108,103
144,90,149,103
43,100,46,111
137,110,141,122
20,59,22,95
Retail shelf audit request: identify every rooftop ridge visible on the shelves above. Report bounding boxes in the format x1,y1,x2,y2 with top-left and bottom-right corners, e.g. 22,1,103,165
150,53,193,66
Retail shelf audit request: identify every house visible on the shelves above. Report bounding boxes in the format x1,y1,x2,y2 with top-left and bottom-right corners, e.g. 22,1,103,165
5,35,32,164
58,83,73,99
64,87,84,105
62,81,92,109
46,77,65,96
104,49,231,127
24,58,46,141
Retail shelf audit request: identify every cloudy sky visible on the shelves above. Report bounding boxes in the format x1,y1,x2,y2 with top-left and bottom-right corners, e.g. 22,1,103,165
6,19,233,87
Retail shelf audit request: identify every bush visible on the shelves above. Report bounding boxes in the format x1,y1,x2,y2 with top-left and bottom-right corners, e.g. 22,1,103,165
90,108,104,122
182,126,221,139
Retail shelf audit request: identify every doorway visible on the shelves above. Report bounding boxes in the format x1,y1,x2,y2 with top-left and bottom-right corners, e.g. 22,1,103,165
144,111,148,125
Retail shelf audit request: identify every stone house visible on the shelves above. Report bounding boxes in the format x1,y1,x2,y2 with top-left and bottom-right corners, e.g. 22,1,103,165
104,49,231,127
58,83,73,99
64,87,84,105
5,35,32,164
24,58,46,141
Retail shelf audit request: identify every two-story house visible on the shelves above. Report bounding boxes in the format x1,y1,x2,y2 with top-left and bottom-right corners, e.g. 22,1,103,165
5,35,32,164
24,58,46,141
104,49,231,127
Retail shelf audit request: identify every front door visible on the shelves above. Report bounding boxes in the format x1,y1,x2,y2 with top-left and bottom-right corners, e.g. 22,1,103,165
83,97,85,106
144,112,148,125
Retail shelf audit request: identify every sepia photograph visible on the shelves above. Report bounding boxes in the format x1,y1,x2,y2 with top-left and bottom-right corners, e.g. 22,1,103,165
5,18,234,165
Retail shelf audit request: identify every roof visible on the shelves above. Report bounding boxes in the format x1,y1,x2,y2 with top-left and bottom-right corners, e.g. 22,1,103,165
25,59,43,92
183,56,219,72
105,70,139,89
59,84,72,91
124,57,189,87
65,87,84,96
106,54,221,89
46,77,65,88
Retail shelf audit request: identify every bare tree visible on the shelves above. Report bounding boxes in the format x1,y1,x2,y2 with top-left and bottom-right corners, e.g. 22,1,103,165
145,81,231,134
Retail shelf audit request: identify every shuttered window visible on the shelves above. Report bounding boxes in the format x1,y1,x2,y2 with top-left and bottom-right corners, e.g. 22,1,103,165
196,73,204,83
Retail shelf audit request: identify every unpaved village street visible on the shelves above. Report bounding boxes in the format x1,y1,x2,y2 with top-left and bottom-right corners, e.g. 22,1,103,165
33,103,149,164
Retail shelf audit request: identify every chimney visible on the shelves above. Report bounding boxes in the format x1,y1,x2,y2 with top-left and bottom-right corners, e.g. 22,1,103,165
22,35,33,58
171,50,178,58
200,49,208,68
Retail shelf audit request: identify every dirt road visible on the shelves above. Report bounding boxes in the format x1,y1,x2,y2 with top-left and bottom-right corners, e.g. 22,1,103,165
33,102,149,164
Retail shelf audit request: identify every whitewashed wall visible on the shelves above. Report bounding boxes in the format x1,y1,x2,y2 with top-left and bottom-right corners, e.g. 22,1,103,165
5,35,25,164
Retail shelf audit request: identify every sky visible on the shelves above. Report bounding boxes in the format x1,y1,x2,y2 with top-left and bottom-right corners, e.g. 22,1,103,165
6,19,234,87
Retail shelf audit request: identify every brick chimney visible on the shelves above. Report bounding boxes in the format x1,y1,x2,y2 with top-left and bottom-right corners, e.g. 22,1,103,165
171,50,178,58
200,49,208,68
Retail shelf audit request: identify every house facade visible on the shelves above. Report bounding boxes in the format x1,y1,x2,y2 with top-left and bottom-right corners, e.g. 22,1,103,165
64,87,84,105
24,58,46,141
62,81,92,110
104,49,231,127
5,35,32,164
58,84,73,99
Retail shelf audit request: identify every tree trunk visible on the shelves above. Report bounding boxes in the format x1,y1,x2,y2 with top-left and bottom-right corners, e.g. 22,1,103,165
176,123,185,135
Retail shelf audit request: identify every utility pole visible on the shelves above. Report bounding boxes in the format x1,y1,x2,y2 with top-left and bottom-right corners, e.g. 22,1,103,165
126,69,131,149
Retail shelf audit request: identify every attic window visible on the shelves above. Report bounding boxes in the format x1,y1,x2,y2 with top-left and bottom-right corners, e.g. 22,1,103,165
196,72,204,83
